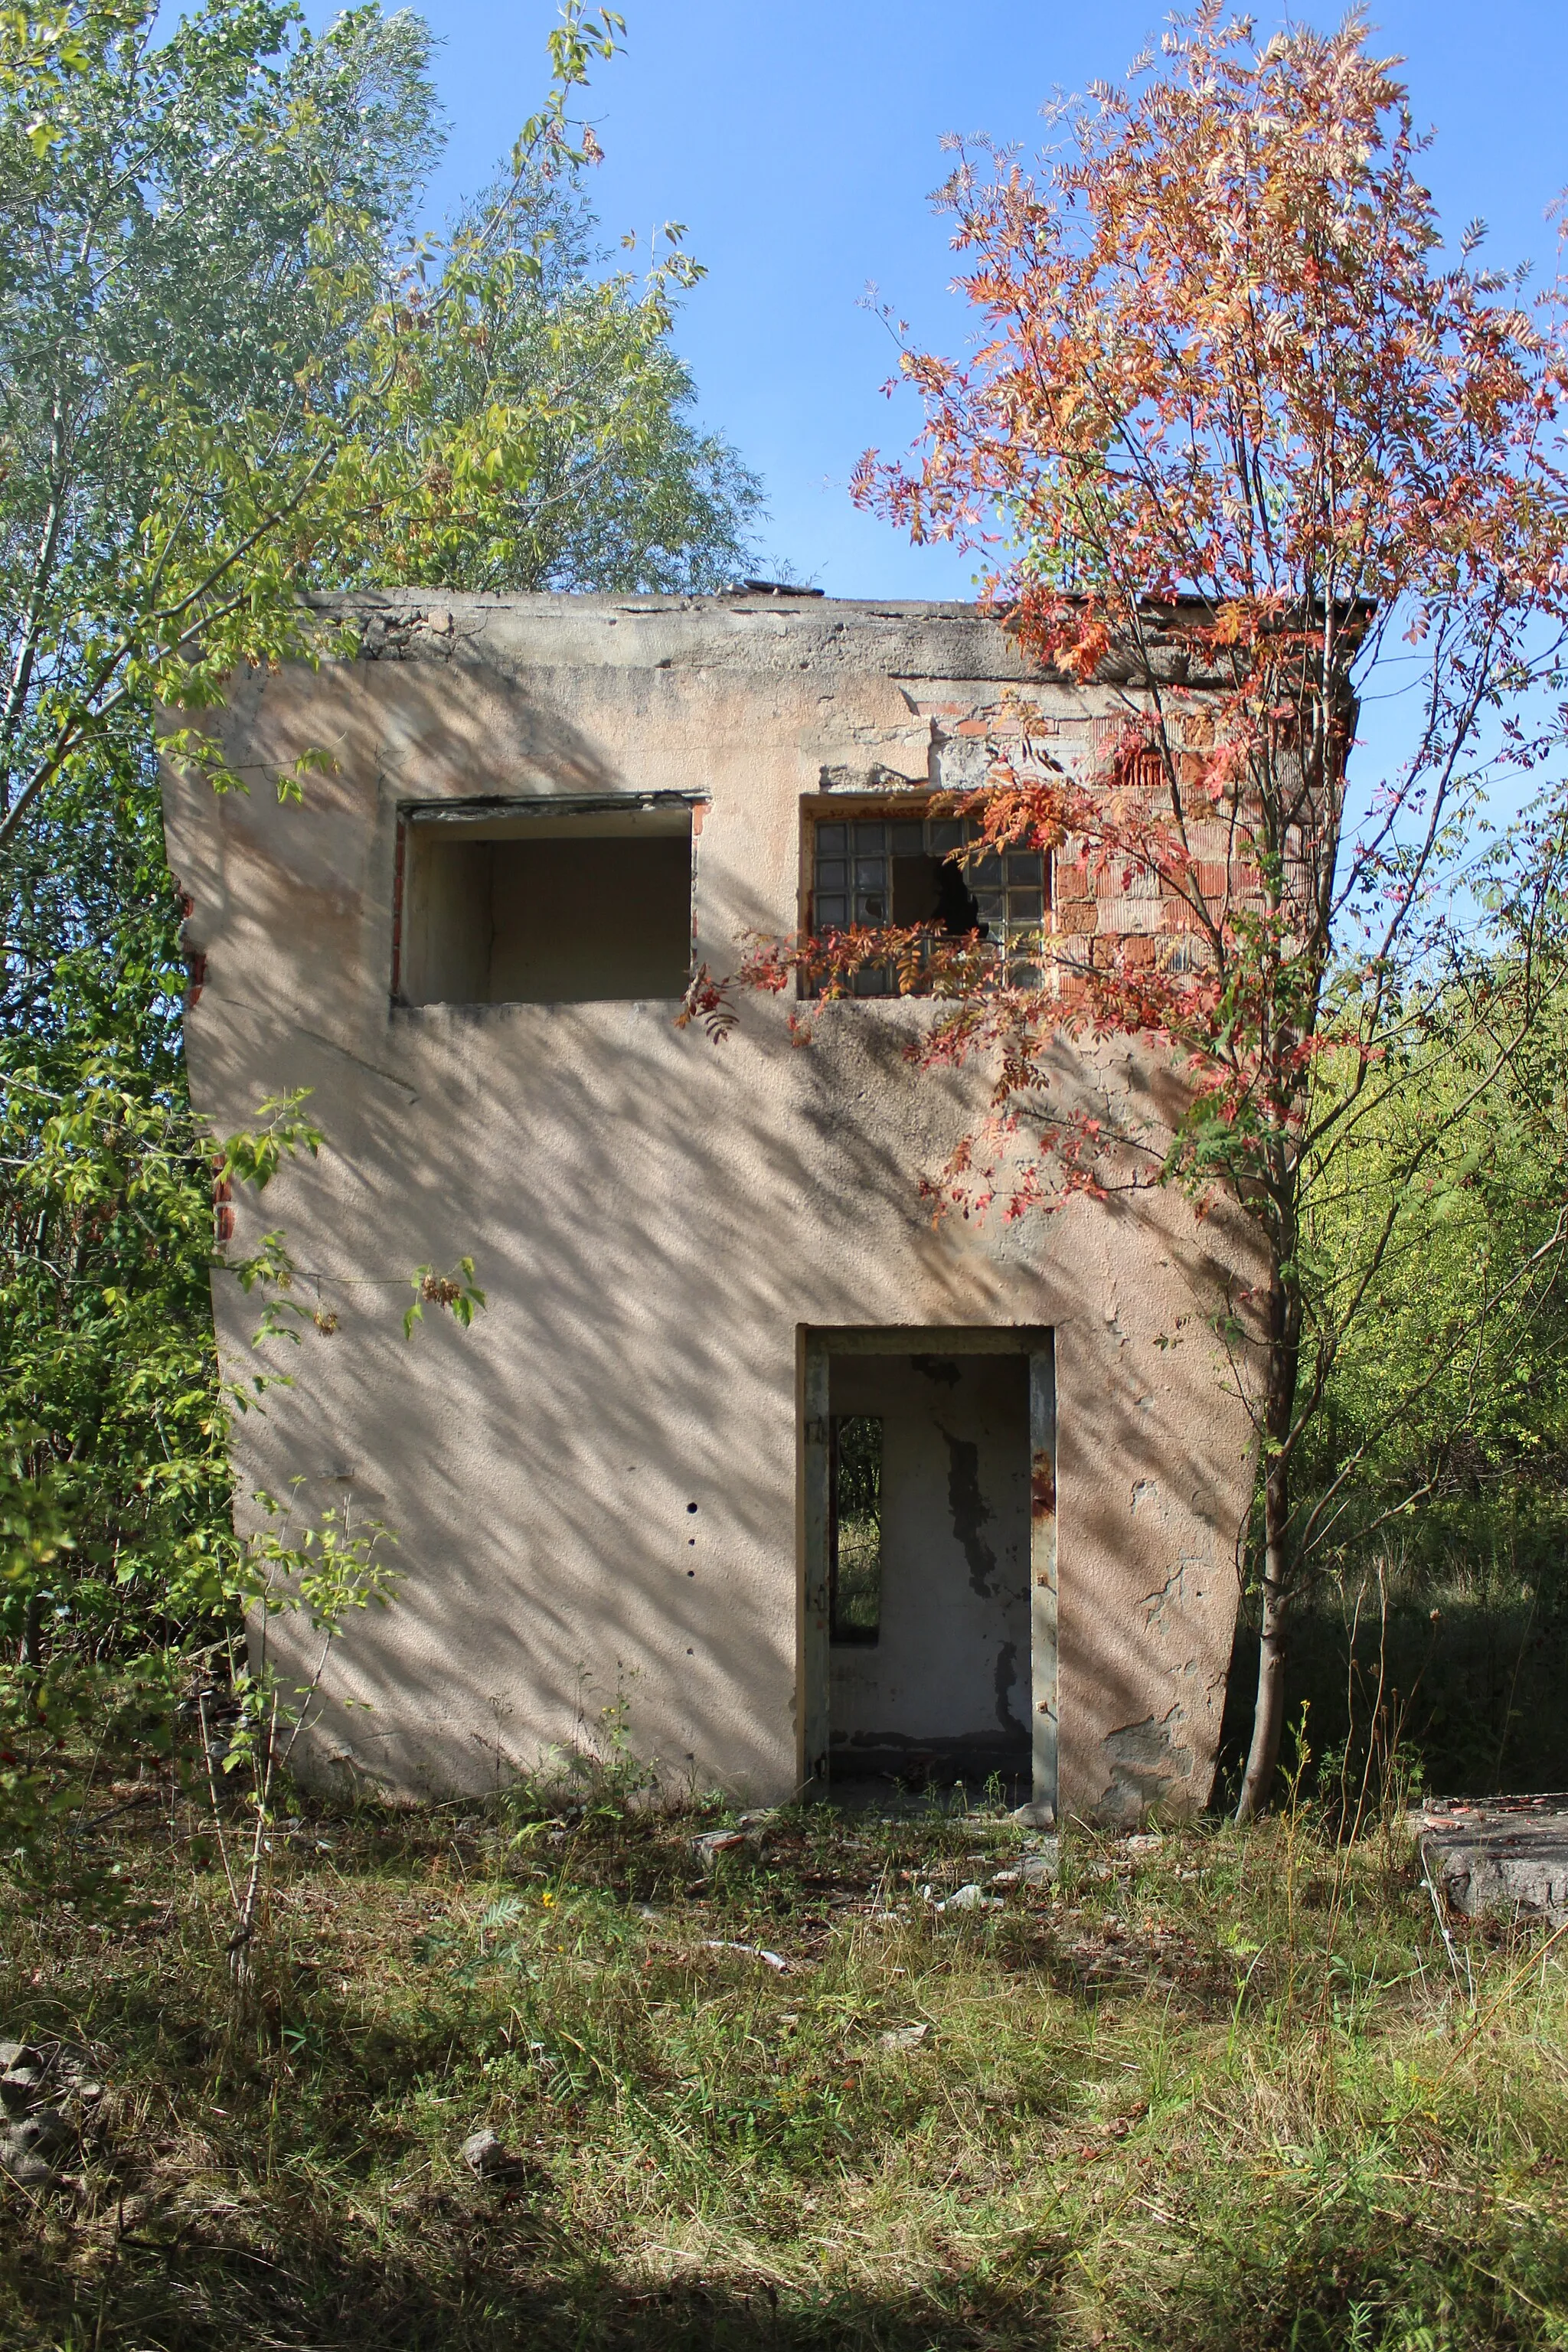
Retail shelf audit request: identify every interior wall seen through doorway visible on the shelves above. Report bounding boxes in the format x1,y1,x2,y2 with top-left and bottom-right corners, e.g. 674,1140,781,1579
826,1351,1032,1788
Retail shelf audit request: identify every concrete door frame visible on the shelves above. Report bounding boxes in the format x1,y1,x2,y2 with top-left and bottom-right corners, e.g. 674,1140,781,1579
798,1325,1057,1822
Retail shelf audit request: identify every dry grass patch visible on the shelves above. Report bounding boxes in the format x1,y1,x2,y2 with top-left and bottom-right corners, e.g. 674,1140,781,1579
1,1792,1566,2347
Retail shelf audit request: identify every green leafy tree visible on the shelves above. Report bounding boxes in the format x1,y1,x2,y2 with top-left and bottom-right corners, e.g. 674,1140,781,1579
0,0,440,1718
0,0,757,1833
0,0,760,854
1301,969,1568,1574
0,0,444,855
335,171,760,594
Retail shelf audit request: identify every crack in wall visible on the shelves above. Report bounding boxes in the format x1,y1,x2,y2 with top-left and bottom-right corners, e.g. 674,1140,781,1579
1095,1707,1195,1824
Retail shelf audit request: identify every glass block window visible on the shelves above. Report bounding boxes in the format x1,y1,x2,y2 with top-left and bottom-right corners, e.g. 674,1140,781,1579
810,812,1047,994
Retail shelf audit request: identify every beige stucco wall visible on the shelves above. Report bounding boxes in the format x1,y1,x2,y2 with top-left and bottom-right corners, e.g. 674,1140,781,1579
162,591,1265,1821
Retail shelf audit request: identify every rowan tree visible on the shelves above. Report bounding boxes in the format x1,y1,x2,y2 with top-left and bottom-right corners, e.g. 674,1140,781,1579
749,8,1568,1814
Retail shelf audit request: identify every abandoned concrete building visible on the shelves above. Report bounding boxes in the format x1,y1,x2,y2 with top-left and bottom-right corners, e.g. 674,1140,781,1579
161,591,1265,1823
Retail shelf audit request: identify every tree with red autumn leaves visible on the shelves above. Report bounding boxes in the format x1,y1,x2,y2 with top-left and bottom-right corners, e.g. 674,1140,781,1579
739,8,1568,1816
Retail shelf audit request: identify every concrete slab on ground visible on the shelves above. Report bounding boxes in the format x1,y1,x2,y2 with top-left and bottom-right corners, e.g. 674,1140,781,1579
1413,1795,1568,1927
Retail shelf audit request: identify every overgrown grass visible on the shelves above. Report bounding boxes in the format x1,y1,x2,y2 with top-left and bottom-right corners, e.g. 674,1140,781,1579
5,1782,1568,2349
1220,1539,1568,1803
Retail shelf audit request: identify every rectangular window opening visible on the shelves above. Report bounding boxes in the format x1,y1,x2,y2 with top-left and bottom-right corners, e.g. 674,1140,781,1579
397,800,694,1006
809,811,1047,995
829,1413,883,1644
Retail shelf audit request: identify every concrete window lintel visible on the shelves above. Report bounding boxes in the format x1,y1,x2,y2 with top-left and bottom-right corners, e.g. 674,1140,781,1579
810,1325,1052,1355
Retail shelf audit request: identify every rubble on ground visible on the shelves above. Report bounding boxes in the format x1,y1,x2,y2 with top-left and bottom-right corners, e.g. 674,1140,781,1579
0,2036,104,2190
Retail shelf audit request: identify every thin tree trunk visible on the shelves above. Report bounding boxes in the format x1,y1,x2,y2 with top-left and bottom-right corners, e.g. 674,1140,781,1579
1236,1448,1290,1822
1236,1262,1299,1824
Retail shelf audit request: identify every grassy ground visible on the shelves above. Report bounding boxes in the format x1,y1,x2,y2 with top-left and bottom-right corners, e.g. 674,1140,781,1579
5,1781,1568,2350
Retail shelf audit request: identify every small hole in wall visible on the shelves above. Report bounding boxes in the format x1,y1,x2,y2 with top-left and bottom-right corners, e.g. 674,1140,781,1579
687,1569,695,1578
688,1538,695,1547
686,1502,698,1514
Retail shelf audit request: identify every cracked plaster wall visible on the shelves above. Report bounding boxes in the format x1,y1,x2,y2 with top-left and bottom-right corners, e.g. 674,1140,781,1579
162,591,1266,1819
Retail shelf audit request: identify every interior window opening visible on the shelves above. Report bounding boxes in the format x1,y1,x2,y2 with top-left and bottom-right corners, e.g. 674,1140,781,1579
810,812,1046,995
397,800,694,1007
829,1413,883,1643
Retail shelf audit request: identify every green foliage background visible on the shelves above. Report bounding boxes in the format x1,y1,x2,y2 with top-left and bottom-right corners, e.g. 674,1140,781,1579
1218,994,1568,1798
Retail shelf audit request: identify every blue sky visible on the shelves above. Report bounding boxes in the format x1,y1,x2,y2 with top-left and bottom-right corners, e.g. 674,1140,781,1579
400,2,1568,599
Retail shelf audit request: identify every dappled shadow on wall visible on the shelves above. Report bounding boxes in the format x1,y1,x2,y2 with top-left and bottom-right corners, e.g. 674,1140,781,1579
209,857,1018,1794
201,653,1258,1803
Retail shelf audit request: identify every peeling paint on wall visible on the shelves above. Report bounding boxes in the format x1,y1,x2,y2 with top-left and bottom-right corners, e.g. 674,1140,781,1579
1096,1707,1197,1823
942,1430,998,1599
994,1638,1021,1736
1142,1555,1211,1637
